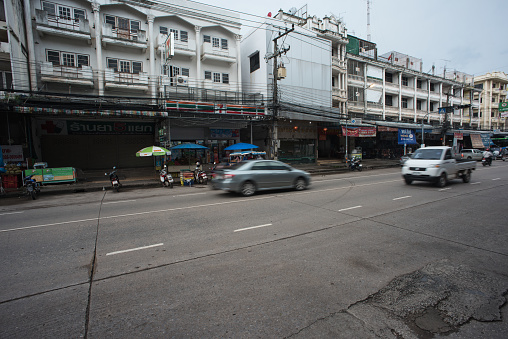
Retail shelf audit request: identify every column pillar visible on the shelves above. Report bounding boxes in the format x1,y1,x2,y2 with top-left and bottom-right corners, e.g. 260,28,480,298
235,34,242,95
147,15,156,99
195,26,202,90
92,2,104,96
23,0,37,91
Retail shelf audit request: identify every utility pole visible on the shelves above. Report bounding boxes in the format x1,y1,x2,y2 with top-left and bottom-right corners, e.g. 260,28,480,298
267,24,293,160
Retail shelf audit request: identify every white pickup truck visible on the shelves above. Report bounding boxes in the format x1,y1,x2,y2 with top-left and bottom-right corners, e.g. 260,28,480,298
401,146,476,187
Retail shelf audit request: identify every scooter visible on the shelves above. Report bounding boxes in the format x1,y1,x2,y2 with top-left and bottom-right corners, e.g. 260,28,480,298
105,167,120,192
160,166,174,188
347,157,363,171
24,175,40,200
482,157,492,166
195,169,208,185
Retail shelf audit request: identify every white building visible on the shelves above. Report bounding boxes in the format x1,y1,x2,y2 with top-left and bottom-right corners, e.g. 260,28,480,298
469,72,508,131
3,0,261,169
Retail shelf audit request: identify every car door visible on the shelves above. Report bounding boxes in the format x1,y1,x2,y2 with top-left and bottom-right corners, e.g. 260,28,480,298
249,161,272,189
442,149,456,174
265,161,294,188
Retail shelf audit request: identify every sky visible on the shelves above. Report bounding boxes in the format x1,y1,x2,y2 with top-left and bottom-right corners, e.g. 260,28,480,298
194,0,508,77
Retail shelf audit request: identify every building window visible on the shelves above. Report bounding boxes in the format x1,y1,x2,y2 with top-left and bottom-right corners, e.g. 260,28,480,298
250,51,260,73
402,76,408,86
107,58,142,73
401,97,408,108
104,14,140,33
204,71,212,80
46,50,89,67
180,31,188,42
417,100,422,110
222,73,229,84
212,37,220,48
430,102,434,111
221,38,228,50
417,80,422,89
430,83,435,92
203,35,211,43
385,95,393,106
213,72,221,83
181,68,190,77
42,1,87,20
385,72,392,83
160,26,168,35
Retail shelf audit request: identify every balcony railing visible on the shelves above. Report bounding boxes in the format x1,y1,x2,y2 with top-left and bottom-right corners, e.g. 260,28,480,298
35,9,90,34
40,62,93,86
201,43,236,63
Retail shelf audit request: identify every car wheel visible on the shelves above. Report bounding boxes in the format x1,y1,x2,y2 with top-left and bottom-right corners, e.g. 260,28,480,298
462,169,471,183
294,177,307,191
436,173,447,188
240,181,256,196
467,156,472,160
404,178,413,185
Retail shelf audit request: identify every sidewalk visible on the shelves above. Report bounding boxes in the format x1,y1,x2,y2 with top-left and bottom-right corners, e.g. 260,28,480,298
0,158,400,199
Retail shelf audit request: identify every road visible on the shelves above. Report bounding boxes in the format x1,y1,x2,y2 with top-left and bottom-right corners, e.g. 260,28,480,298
1,163,507,338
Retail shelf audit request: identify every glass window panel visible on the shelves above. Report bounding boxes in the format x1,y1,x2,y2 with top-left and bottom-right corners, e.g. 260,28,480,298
160,26,168,35
181,68,190,77
62,53,75,66
180,31,188,42
132,62,142,74
77,55,89,67
107,58,118,71
74,9,85,20
130,20,140,32
222,73,229,84
117,17,129,31
47,50,60,65
212,37,219,48
221,38,228,50
120,60,130,73
105,15,116,29
42,2,56,16
203,35,211,43
58,6,71,19
170,29,179,40
213,72,220,83
204,71,212,80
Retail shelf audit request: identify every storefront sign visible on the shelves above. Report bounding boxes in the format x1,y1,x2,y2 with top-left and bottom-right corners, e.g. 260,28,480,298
454,132,463,140
1,145,23,162
342,126,358,137
398,129,417,145
210,129,239,138
480,134,493,147
377,126,398,132
38,120,154,135
341,127,376,137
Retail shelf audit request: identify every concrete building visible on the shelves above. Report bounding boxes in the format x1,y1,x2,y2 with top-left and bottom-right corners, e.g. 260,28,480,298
2,0,267,169
469,72,508,131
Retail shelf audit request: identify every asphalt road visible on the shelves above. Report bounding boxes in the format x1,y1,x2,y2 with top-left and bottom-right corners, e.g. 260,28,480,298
1,163,507,338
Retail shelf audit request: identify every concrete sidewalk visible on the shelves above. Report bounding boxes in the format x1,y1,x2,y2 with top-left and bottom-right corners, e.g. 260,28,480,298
0,158,400,199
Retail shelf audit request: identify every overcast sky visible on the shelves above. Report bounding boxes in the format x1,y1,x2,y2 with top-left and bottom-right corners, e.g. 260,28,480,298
196,0,508,77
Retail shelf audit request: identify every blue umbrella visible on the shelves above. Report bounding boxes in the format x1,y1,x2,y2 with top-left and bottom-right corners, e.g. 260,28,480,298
224,143,259,151
171,143,209,150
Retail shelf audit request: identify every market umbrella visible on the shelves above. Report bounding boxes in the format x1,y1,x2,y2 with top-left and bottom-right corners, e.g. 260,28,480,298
224,143,259,151
171,143,209,150
136,145,171,157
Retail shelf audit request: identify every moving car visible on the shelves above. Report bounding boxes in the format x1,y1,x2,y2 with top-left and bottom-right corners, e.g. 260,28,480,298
402,146,476,187
211,160,311,196
456,149,483,161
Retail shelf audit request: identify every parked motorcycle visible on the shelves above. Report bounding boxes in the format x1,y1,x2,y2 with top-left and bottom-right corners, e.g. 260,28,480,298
194,161,208,185
160,166,174,188
105,167,121,192
24,175,40,200
347,157,363,171
482,157,492,166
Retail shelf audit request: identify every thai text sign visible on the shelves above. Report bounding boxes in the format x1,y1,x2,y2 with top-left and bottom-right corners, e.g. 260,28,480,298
398,129,417,145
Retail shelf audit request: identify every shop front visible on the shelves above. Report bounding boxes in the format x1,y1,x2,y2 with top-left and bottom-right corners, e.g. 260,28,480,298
277,122,317,164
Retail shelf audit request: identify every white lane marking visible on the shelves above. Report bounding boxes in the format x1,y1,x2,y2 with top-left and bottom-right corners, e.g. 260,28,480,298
175,192,207,197
0,211,24,216
0,196,277,233
393,196,412,201
471,182,481,185
338,205,362,212
439,188,451,191
103,199,137,205
234,223,272,233
0,177,420,234
492,178,501,181
106,243,164,256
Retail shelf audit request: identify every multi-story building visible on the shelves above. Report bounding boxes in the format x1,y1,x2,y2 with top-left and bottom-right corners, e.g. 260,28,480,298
470,72,508,132
2,0,268,169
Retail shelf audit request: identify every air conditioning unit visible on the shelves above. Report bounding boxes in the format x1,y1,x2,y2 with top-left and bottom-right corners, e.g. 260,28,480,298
176,75,189,86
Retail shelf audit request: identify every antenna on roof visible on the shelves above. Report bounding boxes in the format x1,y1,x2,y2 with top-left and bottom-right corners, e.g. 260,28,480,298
367,0,371,41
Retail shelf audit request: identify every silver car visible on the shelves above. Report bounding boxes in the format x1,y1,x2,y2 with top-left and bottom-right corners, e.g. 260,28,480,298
456,149,483,161
211,160,311,196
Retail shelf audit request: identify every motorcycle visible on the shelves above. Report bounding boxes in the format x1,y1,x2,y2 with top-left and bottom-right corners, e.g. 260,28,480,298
194,161,208,185
482,157,492,167
347,157,363,172
24,175,40,200
105,167,121,192
160,166,174,188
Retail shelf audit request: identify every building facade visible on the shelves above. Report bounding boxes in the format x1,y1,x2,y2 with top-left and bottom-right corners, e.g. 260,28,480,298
470,72,508,132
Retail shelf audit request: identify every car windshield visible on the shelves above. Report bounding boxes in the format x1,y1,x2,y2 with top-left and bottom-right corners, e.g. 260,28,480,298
229,161,250,170
412,149,443,160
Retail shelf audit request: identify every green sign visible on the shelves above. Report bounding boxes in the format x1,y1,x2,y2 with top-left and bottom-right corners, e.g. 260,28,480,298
499,102,508,112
